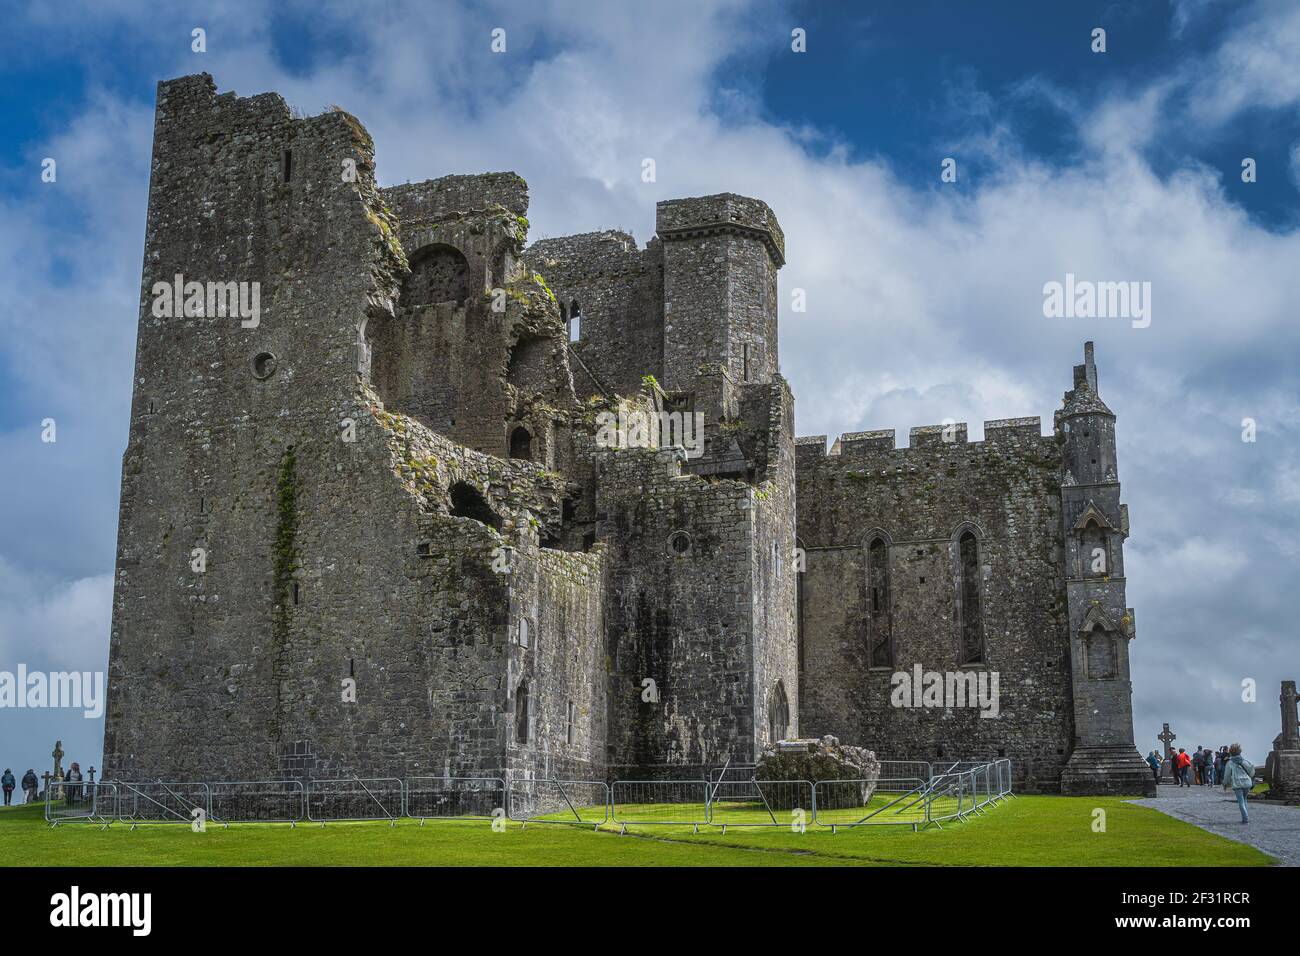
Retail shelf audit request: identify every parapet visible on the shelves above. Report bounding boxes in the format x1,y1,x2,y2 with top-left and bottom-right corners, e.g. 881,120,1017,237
384,172,529,221
984,416,1043,442
528,230,642,273
839,429,896,454
796,417,1051,468
656,193,785,266
795,435,827,463
157,73,295,130
910,423,968,447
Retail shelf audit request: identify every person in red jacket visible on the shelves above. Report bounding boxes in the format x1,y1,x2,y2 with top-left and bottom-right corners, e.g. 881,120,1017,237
1175,748,1193,787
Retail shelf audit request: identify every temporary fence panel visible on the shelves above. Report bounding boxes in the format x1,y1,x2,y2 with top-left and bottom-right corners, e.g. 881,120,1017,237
507,778,609,827
405,776,505,821
306,778,403,823
610,780,710,827
45,781,118,825
116,781,209,826
812,777,931,829
706,779,813,828
878,761,933,783
707,764,758,786
208,780,305,824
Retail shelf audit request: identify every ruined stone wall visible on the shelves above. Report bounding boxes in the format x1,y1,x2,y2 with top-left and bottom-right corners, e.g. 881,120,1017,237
377,176,577,461
793,419,1075,791
504,546,608,781
749,379,799,752
527,231,664,399
103,75,606,783
598,448,766,777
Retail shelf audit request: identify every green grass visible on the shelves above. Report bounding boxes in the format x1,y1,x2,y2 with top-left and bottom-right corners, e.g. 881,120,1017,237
0,796,1275,867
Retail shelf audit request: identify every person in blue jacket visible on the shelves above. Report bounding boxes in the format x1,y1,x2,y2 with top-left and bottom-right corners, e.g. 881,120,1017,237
1221,743,1256,824
1145,751,1162,786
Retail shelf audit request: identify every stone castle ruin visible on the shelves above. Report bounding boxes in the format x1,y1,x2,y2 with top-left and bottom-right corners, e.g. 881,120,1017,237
102,74,1152,795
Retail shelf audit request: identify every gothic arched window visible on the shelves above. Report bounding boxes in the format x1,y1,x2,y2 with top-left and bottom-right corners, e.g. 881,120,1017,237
1087,624,1116,679
958,530,985,665
402,243,470,306
867,537,893,667
1082,518,1108,577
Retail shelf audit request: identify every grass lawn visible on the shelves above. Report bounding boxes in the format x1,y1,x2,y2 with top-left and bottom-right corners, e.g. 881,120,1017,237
0,796,1274,867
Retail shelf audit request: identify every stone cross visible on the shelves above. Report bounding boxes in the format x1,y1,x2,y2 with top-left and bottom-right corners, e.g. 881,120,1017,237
1157,723,1176,759
1281,681,1300,750
51,739,64,781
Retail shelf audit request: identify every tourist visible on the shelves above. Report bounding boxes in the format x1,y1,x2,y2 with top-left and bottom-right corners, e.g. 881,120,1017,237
1221,743,1256,824
65,761,83,805
1,768,13,806
1175,748,1192,786
1146,750,1161,785
1205,747,1216,785
1218,746,1229,784
1192,747,1204,785
21,769,37,803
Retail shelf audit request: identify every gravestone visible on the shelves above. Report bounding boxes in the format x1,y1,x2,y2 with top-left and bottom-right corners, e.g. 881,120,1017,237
1157,723,1177,781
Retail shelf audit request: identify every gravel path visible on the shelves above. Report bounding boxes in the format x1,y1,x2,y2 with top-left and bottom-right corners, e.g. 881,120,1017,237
1129,783,1300,866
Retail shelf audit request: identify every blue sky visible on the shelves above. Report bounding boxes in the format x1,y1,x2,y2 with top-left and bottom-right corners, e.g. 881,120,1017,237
1,0,1298,782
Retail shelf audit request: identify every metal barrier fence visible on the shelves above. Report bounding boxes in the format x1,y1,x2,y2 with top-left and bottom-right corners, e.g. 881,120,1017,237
45,781,118,826
209,780,305,825
118,781,209,827
706,779,813,829
507,778,609,829
812,777,931,831
406,776,504,823
707,763,757,785
611,779,710,831
79,761,1011,831
879,760,933,782
305,778,403,824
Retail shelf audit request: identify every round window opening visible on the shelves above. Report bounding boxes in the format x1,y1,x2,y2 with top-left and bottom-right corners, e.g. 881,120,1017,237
669,532,691,555
252,351,277,380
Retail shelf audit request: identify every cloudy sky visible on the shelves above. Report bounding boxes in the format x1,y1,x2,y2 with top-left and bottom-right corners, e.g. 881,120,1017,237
1,0,1297,781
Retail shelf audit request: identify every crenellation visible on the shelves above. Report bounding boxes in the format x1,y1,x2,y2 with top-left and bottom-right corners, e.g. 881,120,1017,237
909,422,968,447
984,416,1043,442
837,429,896,454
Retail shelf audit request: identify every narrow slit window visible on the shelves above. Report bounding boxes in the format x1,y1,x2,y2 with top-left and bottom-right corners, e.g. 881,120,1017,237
958,530,985,665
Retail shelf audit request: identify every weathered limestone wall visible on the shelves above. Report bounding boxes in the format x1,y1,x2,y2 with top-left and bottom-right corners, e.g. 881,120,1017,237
794,420,1075,791
598,448,764,777
103,75,608,782
657,193,784,393
377,175,576,460
1056,345,1152,795
527,231,664,399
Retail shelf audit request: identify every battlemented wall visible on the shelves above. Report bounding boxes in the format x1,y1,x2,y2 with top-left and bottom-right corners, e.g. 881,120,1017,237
794,419,1075,790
